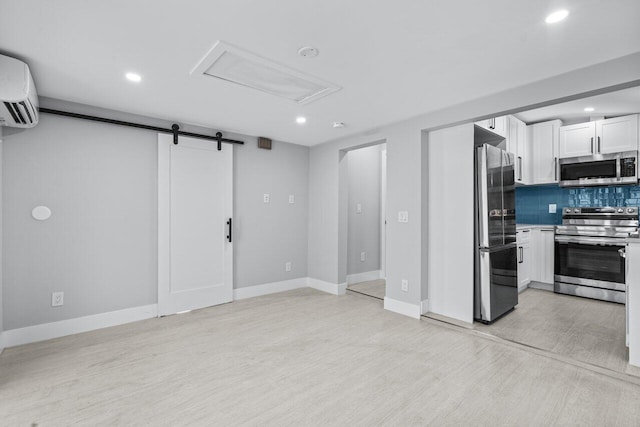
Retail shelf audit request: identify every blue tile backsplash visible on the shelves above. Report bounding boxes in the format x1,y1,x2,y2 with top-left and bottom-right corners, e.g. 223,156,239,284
515,184,640,225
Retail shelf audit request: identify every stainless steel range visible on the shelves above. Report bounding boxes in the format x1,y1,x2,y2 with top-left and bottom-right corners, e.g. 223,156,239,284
555,206,639,304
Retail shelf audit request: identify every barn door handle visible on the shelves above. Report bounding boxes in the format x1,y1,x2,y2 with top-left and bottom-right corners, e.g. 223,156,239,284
226,218,232,242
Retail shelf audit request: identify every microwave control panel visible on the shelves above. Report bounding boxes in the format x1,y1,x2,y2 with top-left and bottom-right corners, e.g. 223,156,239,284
621,157,636,177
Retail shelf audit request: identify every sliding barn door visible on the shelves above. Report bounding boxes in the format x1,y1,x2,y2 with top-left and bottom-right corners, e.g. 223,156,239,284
158,134,233,316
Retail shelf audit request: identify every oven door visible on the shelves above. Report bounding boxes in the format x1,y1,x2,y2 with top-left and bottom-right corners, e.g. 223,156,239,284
554,236,626,290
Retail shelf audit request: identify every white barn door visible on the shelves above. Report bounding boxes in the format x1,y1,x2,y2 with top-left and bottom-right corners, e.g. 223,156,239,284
158,134,233,316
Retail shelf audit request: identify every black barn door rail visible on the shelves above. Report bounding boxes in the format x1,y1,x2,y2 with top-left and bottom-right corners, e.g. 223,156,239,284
39,107,244,150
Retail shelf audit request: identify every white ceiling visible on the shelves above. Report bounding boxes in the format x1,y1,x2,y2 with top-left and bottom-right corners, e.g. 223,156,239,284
1,0,639,146
515,86,640,125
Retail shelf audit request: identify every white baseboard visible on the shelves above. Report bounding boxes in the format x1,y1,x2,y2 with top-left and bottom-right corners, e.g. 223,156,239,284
234,277,308,300
3,304,158,348
346,270,382,285
383,297,421,319
420,299,429,315
308,278,347,295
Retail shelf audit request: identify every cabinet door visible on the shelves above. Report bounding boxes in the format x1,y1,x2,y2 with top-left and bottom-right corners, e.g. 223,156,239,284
517,243,531,292
539,229,555,284
475,117,507,138
516,119,529,184
559,122,596,158
531,121,561,184
597,114,639,154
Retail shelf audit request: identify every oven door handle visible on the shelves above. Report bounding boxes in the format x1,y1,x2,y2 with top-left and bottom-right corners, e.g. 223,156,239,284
555,236,627,246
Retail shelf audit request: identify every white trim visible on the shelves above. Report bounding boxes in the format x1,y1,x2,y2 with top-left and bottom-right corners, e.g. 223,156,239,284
420,299,429,315
3,304,158,348
308,278,347,295
234,278,308,300
383,297,421,319
346,270,382,285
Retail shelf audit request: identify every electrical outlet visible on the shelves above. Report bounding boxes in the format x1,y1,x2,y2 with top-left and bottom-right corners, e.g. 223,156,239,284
263,193,270,203
289,195,295,204
285,262,292,272
398,211,409,223
360,252,366,262
401,280,408,292
356,203,362,214
52,291,64,307
549,204,557,214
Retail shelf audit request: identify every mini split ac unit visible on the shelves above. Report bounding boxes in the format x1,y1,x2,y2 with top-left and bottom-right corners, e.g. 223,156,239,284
0,53,39,128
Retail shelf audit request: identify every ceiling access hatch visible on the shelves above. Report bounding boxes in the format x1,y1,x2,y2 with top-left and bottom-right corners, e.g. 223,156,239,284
191,41,340,105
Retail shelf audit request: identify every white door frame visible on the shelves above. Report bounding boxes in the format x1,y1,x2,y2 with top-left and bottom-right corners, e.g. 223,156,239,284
157,134,233,316
380,148,387,279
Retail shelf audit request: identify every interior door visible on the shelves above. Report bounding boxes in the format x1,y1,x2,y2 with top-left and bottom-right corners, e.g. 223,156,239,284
158,134,233,316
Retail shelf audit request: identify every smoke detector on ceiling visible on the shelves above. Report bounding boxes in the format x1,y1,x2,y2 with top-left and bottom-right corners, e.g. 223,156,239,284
298,46,319,58
191,41,340,105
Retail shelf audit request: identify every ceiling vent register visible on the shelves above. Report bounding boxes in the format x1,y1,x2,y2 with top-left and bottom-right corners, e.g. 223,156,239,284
191,41,340,105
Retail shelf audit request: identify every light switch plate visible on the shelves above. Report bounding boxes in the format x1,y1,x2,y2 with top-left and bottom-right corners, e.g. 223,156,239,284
398,211,409,223
289,195,295,204
263,194,270,203
549,204,557,214
356,203,362,214
401,280,408,292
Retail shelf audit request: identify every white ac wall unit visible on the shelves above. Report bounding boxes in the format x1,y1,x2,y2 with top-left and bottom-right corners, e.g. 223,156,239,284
0,54,39,128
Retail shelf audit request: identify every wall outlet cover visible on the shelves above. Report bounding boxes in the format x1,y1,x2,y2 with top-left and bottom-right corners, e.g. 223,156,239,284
356,203,362,214
285,262,292,272
289,195,295,204
398,211,409,223
263,194,270,203
549,203,557,214
401,280,408,292
52,291,64,307
360,252,366,262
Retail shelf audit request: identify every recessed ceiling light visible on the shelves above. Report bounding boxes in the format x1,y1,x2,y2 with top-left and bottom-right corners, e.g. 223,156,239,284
545,9,569,24
296,116,307,124
125,72,142,82
584,107,595,112
298,46,319,58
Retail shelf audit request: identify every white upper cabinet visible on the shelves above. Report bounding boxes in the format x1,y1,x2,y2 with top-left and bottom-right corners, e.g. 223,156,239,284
476,116,508,138
558,121,595,158
530,120,562,184
559,114,639,158
596,114,639,154
507,115,529,184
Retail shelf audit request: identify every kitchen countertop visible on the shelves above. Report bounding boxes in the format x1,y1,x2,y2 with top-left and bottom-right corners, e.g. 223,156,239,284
516,224,556,230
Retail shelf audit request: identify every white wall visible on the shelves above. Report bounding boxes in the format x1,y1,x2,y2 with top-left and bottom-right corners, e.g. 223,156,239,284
0,126,3,351
346,144,383,276
2,101,310,331
234,139,308,288
307,52,640,317
426,124,475,323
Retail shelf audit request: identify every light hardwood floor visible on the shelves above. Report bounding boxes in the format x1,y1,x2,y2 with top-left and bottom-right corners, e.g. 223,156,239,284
347,279,385,299
2,288,640,425
475,288,640,377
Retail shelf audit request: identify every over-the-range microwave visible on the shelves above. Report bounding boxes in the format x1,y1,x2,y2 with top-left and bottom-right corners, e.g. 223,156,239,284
559,151,638,187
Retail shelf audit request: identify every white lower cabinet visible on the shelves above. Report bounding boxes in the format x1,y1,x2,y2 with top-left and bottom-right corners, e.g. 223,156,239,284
517,227,555,292
517,229,532,292
531,228,555,284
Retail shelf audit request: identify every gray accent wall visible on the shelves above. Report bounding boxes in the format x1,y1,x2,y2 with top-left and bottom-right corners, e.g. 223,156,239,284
346,144,383,275
2,102,309,330
233,139,309,288
3,114,158,330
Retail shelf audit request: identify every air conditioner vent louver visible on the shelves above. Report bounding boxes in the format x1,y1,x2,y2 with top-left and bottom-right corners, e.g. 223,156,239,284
191,41,340,105
0,54,39,128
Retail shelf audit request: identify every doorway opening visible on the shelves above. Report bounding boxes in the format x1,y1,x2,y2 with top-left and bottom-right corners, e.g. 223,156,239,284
340,142,387,300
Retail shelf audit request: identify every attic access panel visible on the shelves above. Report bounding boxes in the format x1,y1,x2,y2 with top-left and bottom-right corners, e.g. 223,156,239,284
191,41,340,105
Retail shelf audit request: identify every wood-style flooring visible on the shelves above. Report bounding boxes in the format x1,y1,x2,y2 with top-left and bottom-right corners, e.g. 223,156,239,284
347,278,385,299
476,287,640,377
2,288,640,425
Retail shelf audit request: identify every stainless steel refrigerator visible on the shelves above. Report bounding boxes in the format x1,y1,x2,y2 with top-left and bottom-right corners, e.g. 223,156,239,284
474,143,518,323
